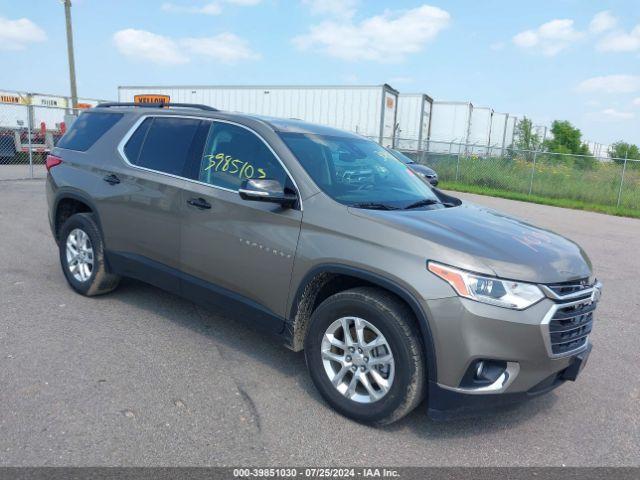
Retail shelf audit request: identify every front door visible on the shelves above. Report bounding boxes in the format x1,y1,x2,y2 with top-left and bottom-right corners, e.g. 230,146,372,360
179,120,302,333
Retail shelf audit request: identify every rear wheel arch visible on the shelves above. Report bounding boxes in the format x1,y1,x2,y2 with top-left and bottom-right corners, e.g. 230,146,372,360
53,191,102,243
287,264,438,382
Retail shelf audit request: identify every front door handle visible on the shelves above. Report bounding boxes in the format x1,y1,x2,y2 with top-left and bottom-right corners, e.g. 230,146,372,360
103,174,120,185
187,197,212,210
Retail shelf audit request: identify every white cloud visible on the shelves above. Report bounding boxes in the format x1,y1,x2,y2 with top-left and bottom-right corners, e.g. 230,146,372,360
161,0,261,15
302,0,359,18
113,29,259,65
293,5,450,62
597,24,640,52
577,75,640,94
113,29,187,65
513,19,584,56
600,108,635,121
0,16,47,51
181,33,260,63
161,1,222,15
589,11,617,34
633,98,640,107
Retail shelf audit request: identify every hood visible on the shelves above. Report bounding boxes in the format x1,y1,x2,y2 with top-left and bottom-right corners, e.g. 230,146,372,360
409,164,437,176
350,201,592,284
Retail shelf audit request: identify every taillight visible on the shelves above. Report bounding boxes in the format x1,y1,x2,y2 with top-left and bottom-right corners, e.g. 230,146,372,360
45,154,63,172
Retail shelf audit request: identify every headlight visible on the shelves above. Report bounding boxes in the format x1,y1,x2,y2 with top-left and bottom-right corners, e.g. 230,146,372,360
428,261,544,310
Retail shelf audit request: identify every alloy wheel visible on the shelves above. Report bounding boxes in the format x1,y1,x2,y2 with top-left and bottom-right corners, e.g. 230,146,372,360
321,316,395,403
65,228,94,282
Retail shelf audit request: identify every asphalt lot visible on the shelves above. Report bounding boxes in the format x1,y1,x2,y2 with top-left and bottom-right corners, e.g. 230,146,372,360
0,164,46,181
1,179,638,467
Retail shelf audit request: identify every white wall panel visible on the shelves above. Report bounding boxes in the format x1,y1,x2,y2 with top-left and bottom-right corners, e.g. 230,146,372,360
118,85,398,143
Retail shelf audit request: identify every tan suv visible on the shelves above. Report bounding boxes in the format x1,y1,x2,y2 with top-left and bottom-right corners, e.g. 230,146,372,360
46,103,601,424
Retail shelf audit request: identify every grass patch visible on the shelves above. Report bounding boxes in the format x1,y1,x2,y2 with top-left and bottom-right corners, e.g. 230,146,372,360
402,150,640,218
440,181,640,219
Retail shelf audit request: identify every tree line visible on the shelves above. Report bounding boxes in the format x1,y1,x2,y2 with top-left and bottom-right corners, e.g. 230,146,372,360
513,117,639,165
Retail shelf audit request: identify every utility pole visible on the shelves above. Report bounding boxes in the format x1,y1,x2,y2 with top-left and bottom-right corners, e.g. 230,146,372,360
63,0,78,108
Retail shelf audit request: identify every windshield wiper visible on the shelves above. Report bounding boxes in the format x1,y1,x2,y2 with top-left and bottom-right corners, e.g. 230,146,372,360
403,198,442,210
350,202,400,211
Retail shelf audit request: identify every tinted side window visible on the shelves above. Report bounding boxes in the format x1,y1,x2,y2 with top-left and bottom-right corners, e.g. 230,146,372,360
123,118,152,164
133,117,207,177
57,112,123,151
197,122,286,191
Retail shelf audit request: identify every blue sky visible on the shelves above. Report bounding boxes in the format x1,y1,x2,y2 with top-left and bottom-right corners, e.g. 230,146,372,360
1,0,639,146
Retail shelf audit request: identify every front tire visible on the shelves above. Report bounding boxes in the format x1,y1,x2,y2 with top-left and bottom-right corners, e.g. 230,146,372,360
304,287,426,425
58,213,120,296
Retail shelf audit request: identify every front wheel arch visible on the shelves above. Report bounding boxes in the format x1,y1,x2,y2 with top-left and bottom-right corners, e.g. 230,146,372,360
287,264,438,383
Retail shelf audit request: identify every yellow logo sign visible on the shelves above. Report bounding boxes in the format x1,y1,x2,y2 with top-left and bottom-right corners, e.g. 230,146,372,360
0,95,22,104
134,94,170,104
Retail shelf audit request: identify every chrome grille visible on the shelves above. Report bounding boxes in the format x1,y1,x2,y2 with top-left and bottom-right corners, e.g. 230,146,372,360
544,278,593,299
548,301,595,355
541,280,601,358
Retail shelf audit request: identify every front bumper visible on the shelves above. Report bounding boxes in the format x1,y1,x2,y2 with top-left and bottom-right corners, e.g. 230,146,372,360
423,291,597,418
427,343,591,420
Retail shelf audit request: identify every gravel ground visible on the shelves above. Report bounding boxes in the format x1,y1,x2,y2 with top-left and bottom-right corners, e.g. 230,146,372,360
0,179,638,466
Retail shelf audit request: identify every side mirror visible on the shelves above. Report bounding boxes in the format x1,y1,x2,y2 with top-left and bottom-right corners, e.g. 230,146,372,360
239,179,298,208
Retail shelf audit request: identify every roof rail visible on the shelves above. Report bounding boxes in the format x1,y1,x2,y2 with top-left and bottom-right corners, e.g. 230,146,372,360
96,102,219,111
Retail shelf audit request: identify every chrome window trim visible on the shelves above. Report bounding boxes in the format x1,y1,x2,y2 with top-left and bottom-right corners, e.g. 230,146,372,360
116,114,303,210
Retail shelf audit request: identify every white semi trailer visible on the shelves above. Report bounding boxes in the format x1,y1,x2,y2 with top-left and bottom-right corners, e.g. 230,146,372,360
1,90,110,128
489,112,509,151
395,93,433,151
118,84,400,145
429,101,473,152
468,106,493,154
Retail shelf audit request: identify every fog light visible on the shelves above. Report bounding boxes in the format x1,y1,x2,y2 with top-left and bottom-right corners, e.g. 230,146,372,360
460,359,507,388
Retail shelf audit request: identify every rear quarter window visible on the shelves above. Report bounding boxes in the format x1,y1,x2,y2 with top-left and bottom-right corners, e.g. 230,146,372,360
57,112,123,152
123,117,152,164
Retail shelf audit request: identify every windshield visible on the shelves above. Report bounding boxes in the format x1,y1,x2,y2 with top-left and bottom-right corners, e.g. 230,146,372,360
280,133,441,209
385,148,414,164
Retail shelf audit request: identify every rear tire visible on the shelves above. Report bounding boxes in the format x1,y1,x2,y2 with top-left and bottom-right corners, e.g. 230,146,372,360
58,213,120,296
304,287,426,425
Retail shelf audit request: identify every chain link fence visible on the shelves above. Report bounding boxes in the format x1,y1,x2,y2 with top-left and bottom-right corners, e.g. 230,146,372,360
0,102,80,180
397,139,640,211
2,103,638,213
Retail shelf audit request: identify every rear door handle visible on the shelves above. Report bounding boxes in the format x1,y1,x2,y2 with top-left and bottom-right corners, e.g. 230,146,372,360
103,174,120,185
187,197,212,210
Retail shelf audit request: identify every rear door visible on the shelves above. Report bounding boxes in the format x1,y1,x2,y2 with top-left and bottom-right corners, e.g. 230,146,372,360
100,115,209,288
178,120,302,332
